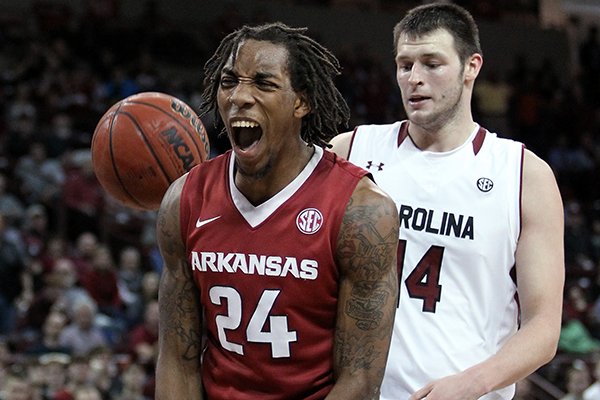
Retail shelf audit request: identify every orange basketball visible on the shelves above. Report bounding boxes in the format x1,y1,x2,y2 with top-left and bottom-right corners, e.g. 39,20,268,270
91,92,210,210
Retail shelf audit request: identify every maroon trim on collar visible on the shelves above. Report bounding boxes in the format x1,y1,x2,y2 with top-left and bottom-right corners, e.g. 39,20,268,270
472,126,486,155
347,126,359,159
397,121,409,147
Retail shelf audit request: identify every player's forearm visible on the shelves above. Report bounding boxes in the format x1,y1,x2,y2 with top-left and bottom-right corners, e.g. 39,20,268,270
326,373,382,400
327,278,397,399
464,314,559,395
155,357,204,400
327,334,390,400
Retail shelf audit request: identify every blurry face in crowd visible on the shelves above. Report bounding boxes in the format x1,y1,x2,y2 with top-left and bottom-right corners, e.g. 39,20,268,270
77,232,98,257
120,247,141,272
92,247,114,271
4,376,32,400
43,311,67,338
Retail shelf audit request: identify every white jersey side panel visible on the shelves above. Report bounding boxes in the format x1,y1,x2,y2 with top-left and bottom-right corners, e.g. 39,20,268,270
348,121,523,400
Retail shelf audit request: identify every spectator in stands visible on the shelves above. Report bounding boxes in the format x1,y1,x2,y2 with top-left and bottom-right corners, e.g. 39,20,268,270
513,377,534,399
38,352,71,400
53,355,93,400
20,204,50,264
4,113,38,165
21,257,86,333
102,66,140,105
0,212,27,335
25,310,71,356
39,235,70,276
59,299,107,357
126,300,158,368
69,232,99,282
1,370,35,400
589,219,600,263
139,271,159,304
564,200,593,267
0,173,25,229
583,356,600,399
25,358,47,399
7,82,37,124
564,283,595,323
73,385,103,400
559,309,600,355
43,113,78,159
87,346,118,397
61,150,104,241
116,246,145,327
560,361,591,400
14,141,65,207
113,362,150,400
80,244,123,321
0,338,13,382
51,257,95,318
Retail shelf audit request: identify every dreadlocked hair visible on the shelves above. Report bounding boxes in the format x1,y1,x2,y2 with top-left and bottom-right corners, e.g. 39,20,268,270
199,22,350,147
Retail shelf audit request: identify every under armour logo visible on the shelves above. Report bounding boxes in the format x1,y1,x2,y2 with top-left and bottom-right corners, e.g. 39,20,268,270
366,161,384,171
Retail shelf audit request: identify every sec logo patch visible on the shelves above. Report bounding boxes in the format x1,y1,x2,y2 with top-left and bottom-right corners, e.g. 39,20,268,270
296,208,323,234
477,177,494,192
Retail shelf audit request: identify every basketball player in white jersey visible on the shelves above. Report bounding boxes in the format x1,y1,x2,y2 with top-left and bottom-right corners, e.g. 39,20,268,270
330,3,564,399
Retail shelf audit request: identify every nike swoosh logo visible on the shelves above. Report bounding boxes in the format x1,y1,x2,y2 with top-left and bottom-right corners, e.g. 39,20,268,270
196,216,221,228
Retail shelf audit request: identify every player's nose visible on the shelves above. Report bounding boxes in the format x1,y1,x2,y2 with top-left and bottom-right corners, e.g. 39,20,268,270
228,82,256,109
407,64,424,85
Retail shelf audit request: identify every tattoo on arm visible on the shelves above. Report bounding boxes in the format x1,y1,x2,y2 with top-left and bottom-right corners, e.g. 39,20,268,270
335,194,399,375
346,281,388,330
158,205,203,364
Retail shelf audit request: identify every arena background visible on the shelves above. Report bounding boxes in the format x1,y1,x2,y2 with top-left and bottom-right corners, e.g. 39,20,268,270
0,0,600,399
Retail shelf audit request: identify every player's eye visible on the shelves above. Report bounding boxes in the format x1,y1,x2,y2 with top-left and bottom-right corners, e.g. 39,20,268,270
256,80,277,90
220,76,237,88
398,64,412,73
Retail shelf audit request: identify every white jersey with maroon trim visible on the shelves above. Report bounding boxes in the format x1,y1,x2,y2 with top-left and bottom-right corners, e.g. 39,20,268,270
348,121,524,400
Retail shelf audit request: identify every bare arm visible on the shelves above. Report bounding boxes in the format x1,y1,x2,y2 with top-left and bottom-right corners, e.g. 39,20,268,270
155,175,204,400
411,149,565,400
326,177,399,400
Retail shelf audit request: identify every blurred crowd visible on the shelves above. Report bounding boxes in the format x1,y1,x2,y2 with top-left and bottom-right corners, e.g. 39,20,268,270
1,1,600,399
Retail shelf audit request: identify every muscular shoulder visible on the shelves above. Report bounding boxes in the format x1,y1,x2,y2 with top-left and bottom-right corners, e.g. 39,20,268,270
522,149,556,183
336,176,399,266
329,122,404,161
521,149,563,224
156,173,188,266
329,131,353,159
350,176,397,212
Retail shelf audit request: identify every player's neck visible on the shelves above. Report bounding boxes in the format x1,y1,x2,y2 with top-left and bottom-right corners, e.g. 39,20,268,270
408,117,477,153
234,143,315,206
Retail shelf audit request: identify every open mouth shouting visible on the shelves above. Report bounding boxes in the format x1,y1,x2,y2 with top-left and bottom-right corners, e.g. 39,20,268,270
231,119,263,153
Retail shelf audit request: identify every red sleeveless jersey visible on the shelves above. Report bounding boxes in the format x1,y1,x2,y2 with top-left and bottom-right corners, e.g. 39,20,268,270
179,147,368,400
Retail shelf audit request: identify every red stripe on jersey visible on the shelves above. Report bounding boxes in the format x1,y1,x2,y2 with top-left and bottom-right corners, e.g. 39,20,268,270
472,126,487,155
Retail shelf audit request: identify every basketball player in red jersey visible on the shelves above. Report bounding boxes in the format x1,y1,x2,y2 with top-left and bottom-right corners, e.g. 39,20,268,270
155,23,399,399
330,3,564,400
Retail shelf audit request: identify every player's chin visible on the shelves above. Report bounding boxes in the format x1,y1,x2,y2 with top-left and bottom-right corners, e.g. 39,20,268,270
232,136,265,163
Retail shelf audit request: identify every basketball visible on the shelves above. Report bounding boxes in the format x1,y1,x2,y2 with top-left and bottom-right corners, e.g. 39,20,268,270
91,92,210,210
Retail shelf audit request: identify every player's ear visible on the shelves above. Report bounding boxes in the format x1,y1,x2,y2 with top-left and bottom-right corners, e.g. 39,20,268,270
294,93,311,119
464,53,483,82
